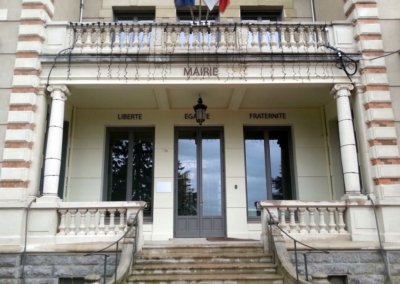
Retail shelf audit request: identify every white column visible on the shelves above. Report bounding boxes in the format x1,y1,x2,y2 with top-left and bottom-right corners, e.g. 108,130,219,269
331,84,361,195
42,85,70,198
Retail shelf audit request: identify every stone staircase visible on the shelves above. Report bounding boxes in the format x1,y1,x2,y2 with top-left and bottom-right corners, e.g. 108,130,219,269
127,241,284,283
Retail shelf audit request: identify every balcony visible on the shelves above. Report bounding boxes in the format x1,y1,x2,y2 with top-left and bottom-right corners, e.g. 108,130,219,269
43,21,358,57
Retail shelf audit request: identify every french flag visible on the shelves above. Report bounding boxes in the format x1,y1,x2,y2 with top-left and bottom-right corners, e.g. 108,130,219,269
218,0,230,13
175,0,195,7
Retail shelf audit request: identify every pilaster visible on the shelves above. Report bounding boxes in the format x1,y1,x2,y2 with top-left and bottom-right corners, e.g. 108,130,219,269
343,0,400,199
0,0,54,199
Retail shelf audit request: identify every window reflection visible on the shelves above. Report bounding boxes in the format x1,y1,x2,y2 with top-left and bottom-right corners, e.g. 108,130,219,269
244,128,294,218
107,129,154,217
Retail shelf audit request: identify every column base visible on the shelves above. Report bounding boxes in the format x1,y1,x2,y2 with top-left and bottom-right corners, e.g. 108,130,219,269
341,193,368,205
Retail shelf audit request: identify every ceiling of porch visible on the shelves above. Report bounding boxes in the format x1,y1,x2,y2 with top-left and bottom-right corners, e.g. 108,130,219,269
67,83,334,110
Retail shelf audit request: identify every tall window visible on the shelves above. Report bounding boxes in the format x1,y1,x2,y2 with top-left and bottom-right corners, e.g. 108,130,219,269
244,127,294,219
240,7,282,22
113,8,155,23
105,128,154,218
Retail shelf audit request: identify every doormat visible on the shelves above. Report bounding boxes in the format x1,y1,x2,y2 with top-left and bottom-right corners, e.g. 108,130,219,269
206,237,257,242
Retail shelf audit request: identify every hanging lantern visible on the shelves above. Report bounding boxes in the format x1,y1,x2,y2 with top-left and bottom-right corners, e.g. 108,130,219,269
193,97,207,125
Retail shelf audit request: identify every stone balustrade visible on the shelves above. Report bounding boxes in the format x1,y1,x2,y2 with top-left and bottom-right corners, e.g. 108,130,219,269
56,201,144,237
44,22,357,55
259,201,348,237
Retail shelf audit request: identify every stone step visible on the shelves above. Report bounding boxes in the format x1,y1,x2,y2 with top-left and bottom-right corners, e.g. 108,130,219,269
135,255,273,264
141,243,264,256
137,251,271,259
128,273,284,283
131,262,277,275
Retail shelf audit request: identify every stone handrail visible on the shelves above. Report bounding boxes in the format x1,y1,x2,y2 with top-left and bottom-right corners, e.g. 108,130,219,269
44,21,357,55
259,200,349,238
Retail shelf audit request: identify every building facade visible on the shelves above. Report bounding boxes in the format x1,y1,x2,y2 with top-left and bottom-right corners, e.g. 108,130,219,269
0,0,399,283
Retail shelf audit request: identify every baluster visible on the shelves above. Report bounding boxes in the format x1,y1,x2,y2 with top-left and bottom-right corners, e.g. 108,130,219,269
318,208,328,233
67,209,78,236
316,27,325,47
259,27,268,50
173,26,182,48
280,26,288,50
297,26,306,50
142,26,150,49
201,26,208,50
192,26,199,49
288,208,297,233
132,26,140,49
83,24,93,50
288,27,296,49
308,207,318,234
78,209,88,235
270,26,278,51
307,26,316,50
108,209,116,235
103,23,112,52
58,209,67,235
218,26,226,51
279,207,289,231
98,209,106,235
165,26,174,50
328,208,338,234
250,26,259,48
122,24,130,50
87,209,97,235
227,26,235,50
337,208,346,233
113,24,121,52
118,209,126,232
209,26,217,50
298,208,307,234
183,26,190,49
94,25,102,50
74,24,83,49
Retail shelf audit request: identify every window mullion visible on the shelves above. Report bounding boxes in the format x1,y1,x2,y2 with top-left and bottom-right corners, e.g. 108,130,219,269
126,131,134,201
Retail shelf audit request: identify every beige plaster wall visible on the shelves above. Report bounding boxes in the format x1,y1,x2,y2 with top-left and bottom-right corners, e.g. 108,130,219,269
65,106,332,240
0,0,21,176
314,0,345,21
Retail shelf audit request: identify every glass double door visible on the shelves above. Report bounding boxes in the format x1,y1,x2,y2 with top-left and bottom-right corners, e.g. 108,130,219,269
175,127,225,238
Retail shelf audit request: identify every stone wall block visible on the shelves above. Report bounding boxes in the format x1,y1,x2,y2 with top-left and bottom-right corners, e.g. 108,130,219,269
19,25,46,38
347,275,384,284
366,108,395,122
364,91,392,103
20,9,51,22
14,58,41,71
0,255,19,267
359,57,386,69
367,127,397,140
22,0,55,15
0,168,30,181
24,279,57,284
356,23,381,36
23,265,53,277
361,73,389,86
7,111,35,124
12,75,40,88
369,145,400,159
9,93,37,106
16,41,42,54
372,165,400,179
360,40,384,51
389,252,400,263
3,148,31,162
0,268,16,278
5,129,34,142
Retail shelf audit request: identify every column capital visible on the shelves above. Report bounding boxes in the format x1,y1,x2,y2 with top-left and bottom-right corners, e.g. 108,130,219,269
331,84,354,98
47,85,71,100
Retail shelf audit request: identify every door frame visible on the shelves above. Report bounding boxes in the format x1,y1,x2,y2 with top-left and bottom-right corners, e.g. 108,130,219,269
173,126,227,238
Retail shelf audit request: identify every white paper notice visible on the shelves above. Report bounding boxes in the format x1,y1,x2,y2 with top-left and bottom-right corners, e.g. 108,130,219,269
156,181,172,193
